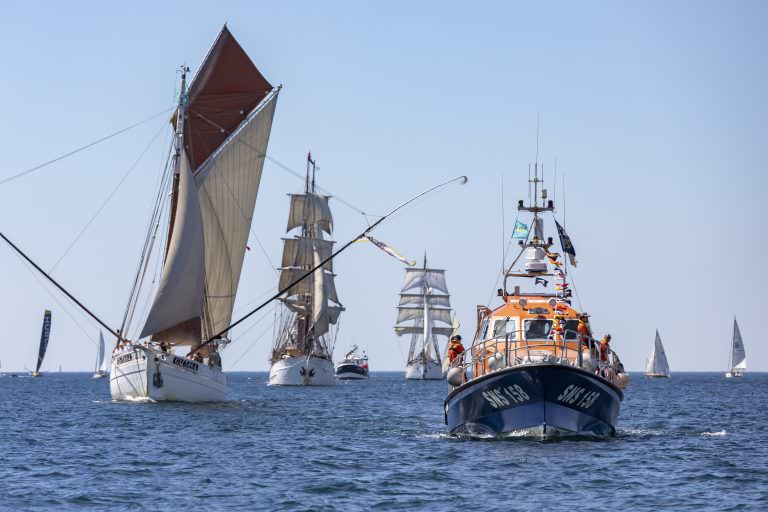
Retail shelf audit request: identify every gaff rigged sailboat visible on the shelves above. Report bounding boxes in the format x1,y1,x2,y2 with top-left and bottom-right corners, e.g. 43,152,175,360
394,256,453,380
30,310,52,377
110,26,279,401
269,156,344,386
644,329,670,378
92,331,107,379
725,318,747,378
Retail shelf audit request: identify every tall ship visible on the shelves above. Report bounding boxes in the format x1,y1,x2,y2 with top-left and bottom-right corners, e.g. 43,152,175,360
110,26,279,401
335,345,369,380
269,155,344,386
725,318,747,378
444,164,629,438
644,329,670,378
30,310,52,377
93,331,108,379
394,256,453,380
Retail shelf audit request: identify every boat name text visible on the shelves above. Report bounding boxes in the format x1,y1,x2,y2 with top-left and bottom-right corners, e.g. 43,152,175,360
482,384,530,409
116,353,134,365
172,356,199,372
557,384,600,409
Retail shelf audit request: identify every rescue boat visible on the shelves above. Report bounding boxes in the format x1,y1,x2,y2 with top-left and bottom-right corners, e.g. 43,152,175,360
444,164,629,438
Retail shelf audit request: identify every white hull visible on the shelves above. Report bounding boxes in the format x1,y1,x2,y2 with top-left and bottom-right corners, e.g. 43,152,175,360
405,360,443,380
110,346,226,402
725,371,744,378
92,371,107,379
335,371,368,380
645,372,670,378
269,355,335,386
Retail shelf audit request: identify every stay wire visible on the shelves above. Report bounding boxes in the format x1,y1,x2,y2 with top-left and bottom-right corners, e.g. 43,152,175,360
0,107,174,186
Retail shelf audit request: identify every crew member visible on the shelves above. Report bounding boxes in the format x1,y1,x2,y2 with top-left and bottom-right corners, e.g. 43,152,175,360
578,314,592,348
600,334,611,362
447,335,465,364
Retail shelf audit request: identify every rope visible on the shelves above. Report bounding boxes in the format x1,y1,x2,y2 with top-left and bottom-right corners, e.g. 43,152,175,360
0,107,174,186
48,120,168,273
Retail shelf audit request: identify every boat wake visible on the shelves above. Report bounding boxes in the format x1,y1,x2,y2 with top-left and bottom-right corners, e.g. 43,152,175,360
701,430,727,437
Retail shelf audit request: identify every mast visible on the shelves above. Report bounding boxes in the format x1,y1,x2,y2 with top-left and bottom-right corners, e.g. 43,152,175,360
165,66,189,259
421,253,431,362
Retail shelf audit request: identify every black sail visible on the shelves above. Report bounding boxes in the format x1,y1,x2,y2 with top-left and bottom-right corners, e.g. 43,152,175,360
35,310,52,373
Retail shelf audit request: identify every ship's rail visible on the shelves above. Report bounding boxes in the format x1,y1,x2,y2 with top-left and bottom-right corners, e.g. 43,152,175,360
450,329,626,387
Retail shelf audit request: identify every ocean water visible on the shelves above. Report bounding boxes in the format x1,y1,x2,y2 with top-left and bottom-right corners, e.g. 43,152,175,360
1,372,766,511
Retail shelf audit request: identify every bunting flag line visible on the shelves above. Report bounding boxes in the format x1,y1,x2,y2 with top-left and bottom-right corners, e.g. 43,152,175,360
512,220,529,239
554,220,578,267
355,235,416,266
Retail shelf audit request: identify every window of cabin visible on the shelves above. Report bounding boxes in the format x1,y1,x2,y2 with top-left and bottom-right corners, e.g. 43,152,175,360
492,318,517,340
478,318,490,340
564,319,580,340
524,319,553,340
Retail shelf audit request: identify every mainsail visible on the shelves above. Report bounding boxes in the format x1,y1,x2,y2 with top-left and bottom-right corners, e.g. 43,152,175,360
730,318,747,371
645,329,670,376
95,331,107,373
35,310,52,374
394,257,452,365
140,26,279,346
274,157,343,359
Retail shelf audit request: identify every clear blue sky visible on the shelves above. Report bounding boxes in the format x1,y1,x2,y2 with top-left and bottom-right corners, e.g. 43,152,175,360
1,1,766,372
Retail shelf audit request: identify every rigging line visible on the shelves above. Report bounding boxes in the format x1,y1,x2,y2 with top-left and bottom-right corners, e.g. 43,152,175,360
49,120,168,274
229,321,275,370
0,230,120,340
0,107,174,186
10,250,99,347
190,175,469,355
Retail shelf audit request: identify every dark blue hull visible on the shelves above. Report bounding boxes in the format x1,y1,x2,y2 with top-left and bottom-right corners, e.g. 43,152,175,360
444,364,623,438
335,363,369,379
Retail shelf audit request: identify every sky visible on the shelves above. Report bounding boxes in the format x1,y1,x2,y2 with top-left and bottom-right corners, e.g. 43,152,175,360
0,1,766,373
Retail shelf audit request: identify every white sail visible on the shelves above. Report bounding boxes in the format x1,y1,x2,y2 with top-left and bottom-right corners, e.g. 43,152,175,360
279,267,339,303
140,151,206,343
281,236,334,271
194,93,279,338
95,331,107,373
286,194,333,234
396,307,452,325
731,318,747,370
311,245,330,337
398,293,451,308
395,326,453,337
401,268,448,294
645,330,670,376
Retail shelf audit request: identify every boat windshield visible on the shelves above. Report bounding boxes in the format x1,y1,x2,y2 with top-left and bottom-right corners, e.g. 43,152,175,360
564,319,579,340
492,318,517,340
524,319,552,340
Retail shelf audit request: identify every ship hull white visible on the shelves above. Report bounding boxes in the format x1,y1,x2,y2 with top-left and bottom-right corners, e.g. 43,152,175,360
405,360,443,380
644,372,670,378
269,356,335,386
725,371,744,378
110,346,226,402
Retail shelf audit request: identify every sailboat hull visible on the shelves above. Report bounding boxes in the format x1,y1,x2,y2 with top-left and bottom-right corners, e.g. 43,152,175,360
644,372,671,378
110,346,226,402
269,355,335,386
92,371,107,379
405,360,443,380
445,364,623,438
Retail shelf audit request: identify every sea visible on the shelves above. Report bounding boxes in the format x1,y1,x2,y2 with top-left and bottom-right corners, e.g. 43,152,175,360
1,372,766,511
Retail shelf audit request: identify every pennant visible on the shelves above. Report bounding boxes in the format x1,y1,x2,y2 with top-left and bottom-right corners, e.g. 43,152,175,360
534,277,548,287
356,235,416,266
554,220,578,267
512,221,529,239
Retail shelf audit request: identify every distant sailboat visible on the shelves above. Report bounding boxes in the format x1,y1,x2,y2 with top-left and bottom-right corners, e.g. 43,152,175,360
93,331,107,379
269,155,344,386
30,310,52,377
644,329,670,378
725,318,747,378
394,255,453,380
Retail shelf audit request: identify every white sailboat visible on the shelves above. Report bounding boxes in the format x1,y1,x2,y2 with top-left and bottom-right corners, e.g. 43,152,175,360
725,318,747,378
109,26,279,401
644,329,670,378
394,255,453,380
269,155,343,386
92,331,107,379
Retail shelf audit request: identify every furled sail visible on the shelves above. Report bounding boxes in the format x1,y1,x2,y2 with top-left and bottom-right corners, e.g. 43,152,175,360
731,318,747,370
395,326,454,337
140,151,206,343
35,310,52,374
645,330,670,376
